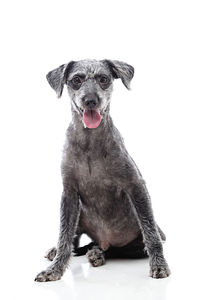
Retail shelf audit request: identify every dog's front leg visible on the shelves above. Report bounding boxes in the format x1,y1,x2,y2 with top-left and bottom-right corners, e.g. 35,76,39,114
130,183,170,278
35,188,80,282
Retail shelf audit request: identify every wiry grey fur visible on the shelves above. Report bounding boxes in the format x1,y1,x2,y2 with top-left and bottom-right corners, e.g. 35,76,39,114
35,59,170,282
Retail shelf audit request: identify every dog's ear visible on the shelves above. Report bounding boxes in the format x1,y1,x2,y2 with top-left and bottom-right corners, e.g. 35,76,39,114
46,61,75,98
103,60,134,89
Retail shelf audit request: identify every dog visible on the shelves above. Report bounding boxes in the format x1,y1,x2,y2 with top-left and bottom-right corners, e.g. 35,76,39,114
35,59,170,282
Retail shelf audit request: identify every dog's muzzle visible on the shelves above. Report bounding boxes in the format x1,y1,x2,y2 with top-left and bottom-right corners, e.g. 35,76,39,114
82,94,102,129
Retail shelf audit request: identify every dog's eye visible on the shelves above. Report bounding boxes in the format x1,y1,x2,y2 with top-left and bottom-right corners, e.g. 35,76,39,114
72,76,82,85
98,75,110,89
100,75,109,84
71,76,83,90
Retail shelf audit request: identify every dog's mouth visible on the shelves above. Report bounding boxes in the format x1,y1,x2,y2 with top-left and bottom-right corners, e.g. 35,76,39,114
82,109,102,129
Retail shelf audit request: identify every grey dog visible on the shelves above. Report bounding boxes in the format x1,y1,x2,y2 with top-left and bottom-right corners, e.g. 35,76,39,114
35,59,170,282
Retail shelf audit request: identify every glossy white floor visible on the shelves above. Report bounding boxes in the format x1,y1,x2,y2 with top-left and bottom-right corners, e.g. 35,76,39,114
1,231,198,300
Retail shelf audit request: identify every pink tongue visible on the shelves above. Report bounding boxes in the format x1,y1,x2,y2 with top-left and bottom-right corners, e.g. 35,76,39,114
83,110,101,128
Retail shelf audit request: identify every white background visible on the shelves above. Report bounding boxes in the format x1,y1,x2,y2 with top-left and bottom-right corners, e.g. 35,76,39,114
0,0,200,299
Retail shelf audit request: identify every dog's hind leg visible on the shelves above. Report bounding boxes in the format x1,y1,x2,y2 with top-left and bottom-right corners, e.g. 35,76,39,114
86,245,106,267
86,234,148,266
105,233,148,259
73,242,97,256
45,247,57,261
157,225,166,241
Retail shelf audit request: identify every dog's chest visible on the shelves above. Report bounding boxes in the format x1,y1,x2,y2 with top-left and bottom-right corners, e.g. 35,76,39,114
76,154,107,181
75,152,121,194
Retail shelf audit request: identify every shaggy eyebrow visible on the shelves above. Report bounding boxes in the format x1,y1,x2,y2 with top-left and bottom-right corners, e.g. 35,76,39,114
71,73,86,79
95,73,110,78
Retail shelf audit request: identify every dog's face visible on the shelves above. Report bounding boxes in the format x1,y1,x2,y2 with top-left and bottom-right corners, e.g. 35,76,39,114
47,59,134,128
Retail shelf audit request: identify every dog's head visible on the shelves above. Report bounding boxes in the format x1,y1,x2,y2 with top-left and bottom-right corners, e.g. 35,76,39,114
46,59,134,128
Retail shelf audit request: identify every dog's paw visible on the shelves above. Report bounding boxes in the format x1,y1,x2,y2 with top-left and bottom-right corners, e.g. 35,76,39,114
44,247,57,261
34,269,62,282
150,264,171,279
86,247,105,267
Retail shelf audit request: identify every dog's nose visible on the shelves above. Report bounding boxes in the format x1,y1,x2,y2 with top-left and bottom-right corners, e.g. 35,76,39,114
82,93,99,109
